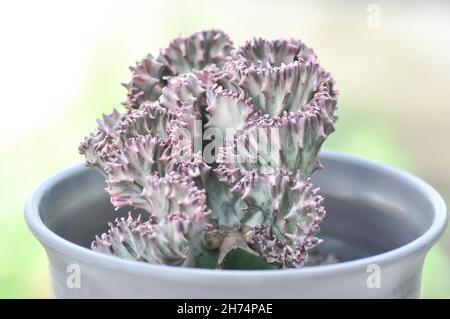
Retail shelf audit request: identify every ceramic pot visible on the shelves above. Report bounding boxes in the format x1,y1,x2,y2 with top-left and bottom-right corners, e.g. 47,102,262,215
25,151,448,298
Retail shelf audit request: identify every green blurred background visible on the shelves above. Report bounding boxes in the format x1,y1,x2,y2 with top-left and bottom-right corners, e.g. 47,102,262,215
0,0,449,298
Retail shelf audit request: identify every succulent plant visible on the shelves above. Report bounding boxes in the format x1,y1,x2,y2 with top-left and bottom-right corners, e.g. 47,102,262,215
80,30,338,269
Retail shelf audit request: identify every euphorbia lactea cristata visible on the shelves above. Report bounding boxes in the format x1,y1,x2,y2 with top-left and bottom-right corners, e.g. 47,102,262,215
80,30,338,269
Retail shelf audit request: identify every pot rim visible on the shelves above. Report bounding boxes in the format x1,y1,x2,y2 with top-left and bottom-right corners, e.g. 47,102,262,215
25,150,448,279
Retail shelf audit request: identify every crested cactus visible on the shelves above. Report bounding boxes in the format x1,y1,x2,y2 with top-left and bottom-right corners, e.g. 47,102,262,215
80,30,338,269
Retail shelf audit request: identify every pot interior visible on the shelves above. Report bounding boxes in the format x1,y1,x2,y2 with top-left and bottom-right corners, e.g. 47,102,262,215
38,153,436,264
